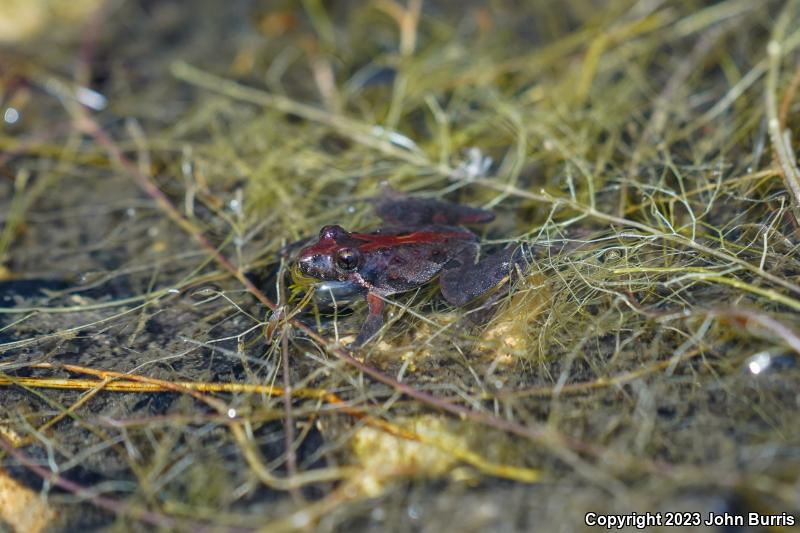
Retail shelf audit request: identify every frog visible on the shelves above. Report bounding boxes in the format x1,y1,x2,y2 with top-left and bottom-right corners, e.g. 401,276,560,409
297,194,526,346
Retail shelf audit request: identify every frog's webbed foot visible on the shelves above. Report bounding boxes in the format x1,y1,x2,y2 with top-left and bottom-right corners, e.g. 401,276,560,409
373,195,495,227
351,292,386,347
439,244,529,308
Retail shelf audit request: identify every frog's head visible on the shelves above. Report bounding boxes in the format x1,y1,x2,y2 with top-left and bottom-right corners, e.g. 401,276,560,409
298,225,364,282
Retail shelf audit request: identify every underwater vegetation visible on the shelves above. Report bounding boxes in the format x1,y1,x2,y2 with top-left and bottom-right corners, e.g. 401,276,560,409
0,0,799,530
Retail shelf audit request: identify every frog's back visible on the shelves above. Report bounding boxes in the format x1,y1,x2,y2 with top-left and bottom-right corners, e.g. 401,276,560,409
355,226,476,294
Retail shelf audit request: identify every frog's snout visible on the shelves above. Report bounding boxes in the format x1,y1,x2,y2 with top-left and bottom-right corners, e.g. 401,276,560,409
298,253,333,279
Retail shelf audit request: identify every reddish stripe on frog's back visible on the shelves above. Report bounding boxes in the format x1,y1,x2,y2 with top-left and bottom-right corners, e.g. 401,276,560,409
350,230,475,252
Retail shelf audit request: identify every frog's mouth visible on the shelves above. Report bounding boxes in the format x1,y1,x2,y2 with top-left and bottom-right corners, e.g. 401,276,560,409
289,267,364,306
312,280,365,304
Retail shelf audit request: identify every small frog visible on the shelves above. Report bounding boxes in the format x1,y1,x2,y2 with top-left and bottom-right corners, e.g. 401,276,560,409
297,194,525,345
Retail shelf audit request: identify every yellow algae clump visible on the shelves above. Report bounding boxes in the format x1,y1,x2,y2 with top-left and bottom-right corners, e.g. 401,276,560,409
479,272,550,361
0,468,54,533
0,426,24,448
349,415,539,496
349,415,464,496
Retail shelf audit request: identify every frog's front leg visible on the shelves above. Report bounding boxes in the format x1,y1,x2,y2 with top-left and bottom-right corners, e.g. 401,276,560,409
353,291,385,346
439,244,526,307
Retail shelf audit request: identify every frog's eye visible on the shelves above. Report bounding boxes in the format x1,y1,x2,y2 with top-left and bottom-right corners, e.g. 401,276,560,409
320,225,346,240
335,248,360,271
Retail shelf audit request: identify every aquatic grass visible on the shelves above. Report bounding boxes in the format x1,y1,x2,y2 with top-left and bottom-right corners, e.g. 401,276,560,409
1,0,800,530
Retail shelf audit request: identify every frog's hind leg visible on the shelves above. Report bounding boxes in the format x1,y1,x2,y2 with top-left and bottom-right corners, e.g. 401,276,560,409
439,244,527,307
